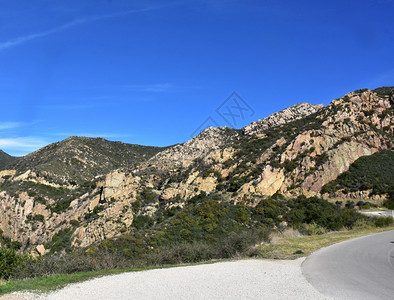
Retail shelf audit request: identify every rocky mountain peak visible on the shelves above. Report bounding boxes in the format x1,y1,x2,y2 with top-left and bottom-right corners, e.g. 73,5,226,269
0,87,392,254
145,126,238,170
5,136,166,184
243,102,324,136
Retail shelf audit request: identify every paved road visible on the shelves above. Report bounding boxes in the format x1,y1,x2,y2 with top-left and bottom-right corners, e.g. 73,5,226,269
362,211,394,218
302,230,394,300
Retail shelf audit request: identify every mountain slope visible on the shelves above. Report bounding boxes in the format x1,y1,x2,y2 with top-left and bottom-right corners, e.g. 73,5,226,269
7,136,167,184
139,88,392,200
0,150,19,169
321,150,394,197
73,87,393,250
0,87,392,253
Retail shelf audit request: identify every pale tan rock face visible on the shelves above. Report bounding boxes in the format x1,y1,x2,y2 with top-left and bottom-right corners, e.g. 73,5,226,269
160,188,180,201
146,127,238,170
72,201,134,248
302,143,377,195
89,196,100,211
23,197,35,216
186,171,200,185
194,176,218,193
244,103,324,136
14,170,31,181
33,203,50,219
0,170,16,179
103,171,139,203
0,88,392,252
36,244,46,256
254,166,285,196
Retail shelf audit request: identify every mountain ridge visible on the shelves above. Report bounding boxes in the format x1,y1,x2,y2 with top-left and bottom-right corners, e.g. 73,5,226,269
0,86,392,254
0,150,19,169
2,136,168,185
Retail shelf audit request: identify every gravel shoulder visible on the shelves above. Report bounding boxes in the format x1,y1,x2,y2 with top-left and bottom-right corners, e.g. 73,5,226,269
2,258,328,300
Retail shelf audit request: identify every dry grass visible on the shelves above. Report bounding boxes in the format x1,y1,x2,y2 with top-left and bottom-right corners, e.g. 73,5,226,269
256,226,394,260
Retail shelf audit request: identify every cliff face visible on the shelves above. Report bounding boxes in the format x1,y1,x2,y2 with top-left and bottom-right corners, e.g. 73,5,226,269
0,88,392,253
0,138,166,253
143,89,392,199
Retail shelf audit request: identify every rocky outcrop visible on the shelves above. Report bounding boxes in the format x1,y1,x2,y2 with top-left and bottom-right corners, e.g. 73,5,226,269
146,127,238,170
243,103,324,136
0,88,392,252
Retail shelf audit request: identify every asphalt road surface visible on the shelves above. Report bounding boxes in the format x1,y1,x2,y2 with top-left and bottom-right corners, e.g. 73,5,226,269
302,230,394,300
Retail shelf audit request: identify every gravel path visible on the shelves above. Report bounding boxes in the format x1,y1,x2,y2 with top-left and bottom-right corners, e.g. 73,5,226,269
3,258,329,300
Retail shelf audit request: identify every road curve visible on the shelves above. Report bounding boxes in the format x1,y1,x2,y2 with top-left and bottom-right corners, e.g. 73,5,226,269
302,230,394,300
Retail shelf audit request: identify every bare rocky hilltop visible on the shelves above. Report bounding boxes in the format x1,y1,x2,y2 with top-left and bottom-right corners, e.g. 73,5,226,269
0,87,393,254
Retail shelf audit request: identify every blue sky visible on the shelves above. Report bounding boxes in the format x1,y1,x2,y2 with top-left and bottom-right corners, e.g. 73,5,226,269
0,0,393,156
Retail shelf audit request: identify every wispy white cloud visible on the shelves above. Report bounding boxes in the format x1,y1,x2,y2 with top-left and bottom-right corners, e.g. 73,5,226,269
0,122,24,130
0,137,48,154
0,121,42,130
0,2,181,52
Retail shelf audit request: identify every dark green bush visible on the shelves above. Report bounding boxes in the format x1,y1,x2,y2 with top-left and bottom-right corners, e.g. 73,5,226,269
133,215,154,229
45,228,74,253
283,159,298,172
139,189,157,204
285,196,365,230
228,177,246,192
373,216,393,228
383,191,394,209
0,248,24,280
147,241,217,265
314,153,328,167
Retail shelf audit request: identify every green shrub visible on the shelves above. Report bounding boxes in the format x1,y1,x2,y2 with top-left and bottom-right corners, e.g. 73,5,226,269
217,227,270,258
373,86,394,97
27,214,45,223
0,248,24,280
383,191,394,209
283,159,298,172
314,153,328,167
148,241,217,265
45,228,74,253
228,177,247,192
299,223,326,235
373,216,393,228
70,220,80,227
133,215,154,229
285,196,365,230
139,189,157,204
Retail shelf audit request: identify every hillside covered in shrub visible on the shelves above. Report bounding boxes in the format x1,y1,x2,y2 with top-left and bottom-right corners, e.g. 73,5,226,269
0,87,393,280
1,193,392,281
321,150,394,196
